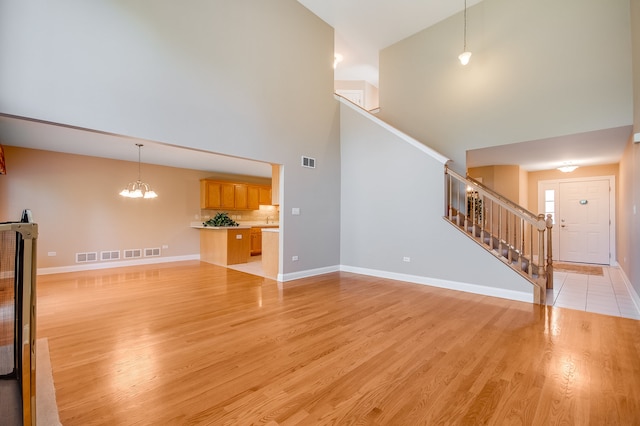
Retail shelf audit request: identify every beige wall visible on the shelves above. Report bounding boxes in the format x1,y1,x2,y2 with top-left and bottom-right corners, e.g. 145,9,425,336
468,165,522,203
0,146,270,270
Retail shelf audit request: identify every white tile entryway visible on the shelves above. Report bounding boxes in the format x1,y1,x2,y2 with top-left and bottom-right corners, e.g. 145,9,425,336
547,265,640,319
227,255,267,277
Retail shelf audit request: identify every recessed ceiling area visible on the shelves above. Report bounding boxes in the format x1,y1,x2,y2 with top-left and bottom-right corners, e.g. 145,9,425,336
466,126,632,172
0,114,272,178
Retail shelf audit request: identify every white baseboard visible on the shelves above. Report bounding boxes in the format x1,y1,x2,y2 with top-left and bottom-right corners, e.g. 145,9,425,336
279,265,341,282
276,263,532,303
619,267,640,312
37,254,200,275
340,265,533,303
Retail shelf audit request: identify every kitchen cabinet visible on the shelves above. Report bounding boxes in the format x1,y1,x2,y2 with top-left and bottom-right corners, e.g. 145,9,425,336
234,184,248,209
200,179,273,210
247,186,260,210
259,187,272,205
201,180,235,209
250,227,262,255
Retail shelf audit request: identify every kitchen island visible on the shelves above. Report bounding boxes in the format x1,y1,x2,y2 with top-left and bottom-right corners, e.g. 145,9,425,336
194,225,251,266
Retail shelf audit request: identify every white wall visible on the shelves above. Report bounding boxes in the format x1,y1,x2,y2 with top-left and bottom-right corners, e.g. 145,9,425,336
378,0,633,171
340,99,533,301
0,0,341,276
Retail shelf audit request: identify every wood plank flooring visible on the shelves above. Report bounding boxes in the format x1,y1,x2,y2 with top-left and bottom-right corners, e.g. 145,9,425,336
35,261,640,425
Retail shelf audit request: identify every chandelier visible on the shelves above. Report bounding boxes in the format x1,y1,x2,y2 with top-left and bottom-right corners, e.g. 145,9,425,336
119,143,158,199
458,0,472,65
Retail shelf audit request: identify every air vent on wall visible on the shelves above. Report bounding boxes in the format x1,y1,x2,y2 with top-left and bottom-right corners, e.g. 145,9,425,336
144,247,161,257
76,252,98,263
101,250,120,261
301,156,316,169
123,249,142,259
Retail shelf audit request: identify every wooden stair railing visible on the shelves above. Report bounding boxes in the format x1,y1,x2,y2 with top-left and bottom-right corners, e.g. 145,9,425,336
444,166,553,304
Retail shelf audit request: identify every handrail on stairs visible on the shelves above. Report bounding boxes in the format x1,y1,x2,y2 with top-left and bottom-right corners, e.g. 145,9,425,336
444,166,553,304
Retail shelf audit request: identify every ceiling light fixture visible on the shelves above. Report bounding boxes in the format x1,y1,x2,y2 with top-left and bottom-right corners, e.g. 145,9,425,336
458,0,472,65
119,143,158,199
557,163,579,173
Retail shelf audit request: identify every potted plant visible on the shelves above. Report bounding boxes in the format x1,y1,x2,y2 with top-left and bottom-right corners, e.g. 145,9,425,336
203,212,239,227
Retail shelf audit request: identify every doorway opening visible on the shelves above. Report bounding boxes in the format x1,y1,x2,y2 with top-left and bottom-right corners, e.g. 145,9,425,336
538,175,615,265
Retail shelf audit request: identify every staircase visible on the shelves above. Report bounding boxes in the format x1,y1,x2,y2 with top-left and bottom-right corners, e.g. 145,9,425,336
444,166,553,304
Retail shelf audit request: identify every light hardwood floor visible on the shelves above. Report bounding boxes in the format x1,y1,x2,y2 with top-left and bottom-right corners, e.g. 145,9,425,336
36,261,640,425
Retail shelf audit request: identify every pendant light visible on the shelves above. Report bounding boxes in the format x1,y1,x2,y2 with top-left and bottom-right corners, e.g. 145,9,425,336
458,0,472,65
119,143,158,199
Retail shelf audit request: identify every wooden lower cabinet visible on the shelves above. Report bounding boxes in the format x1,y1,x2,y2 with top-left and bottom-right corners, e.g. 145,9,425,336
250,227,262,256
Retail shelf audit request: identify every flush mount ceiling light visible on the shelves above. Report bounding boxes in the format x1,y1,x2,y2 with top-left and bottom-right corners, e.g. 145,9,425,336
557,163,579,173
458,0,472,65
119,143,158,199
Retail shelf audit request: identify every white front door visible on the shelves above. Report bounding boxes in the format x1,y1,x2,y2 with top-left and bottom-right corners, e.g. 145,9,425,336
558,179,610,264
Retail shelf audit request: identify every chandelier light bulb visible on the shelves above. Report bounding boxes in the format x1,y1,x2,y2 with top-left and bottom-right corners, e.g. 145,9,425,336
459,51,472,65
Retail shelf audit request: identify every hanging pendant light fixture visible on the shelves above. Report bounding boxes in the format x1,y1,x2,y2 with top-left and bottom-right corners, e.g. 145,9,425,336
119,143,158,199
459,0,472,65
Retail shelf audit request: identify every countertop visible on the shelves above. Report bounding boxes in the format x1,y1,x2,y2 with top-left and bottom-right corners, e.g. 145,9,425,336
190,222,251,229
190,221,279,229
261,228,279,233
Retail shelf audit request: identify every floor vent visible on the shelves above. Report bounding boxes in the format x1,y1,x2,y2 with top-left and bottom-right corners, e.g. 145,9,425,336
301,156,316,168
144,247,161,257
123,249,142,259
76,252,98,263
101,250,120,261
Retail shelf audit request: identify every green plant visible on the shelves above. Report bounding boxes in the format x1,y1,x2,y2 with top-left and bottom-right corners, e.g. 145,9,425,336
203,212,239,227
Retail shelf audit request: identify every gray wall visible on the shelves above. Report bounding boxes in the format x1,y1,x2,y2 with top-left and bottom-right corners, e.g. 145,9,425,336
378,0,633,171
618,0,640,297
0,0,341,275
340,100,532,300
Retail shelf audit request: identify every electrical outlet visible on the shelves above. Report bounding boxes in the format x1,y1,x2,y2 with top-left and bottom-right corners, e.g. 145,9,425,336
292,255,299,261
48,252,56,257
236,234,243,239
403,257,411,262
292,208,300,215
162,245,168,249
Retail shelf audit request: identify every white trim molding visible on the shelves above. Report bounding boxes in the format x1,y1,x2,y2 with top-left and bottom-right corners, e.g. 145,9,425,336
37,254,200,275
340,265,533,303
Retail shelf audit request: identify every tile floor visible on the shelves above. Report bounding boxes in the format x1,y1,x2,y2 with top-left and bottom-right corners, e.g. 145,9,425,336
547,265,640,320
230,258,640,320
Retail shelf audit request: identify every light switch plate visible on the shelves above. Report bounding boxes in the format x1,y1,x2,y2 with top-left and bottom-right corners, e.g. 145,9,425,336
292,208,300,215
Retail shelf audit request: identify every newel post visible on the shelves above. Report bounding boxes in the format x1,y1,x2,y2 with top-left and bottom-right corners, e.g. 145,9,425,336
546,214,554,289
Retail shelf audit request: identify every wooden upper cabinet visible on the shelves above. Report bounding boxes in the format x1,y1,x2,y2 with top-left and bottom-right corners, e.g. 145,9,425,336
221,183,235,209
248,186,260,210
201,179,273,210
259,187,271,205
201,180,222,209
234,184,248,209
